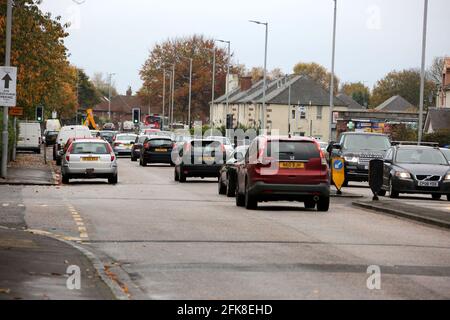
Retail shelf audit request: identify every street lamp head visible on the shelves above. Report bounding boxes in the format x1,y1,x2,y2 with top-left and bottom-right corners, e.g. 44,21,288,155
216,39,230,44
249,20,268,26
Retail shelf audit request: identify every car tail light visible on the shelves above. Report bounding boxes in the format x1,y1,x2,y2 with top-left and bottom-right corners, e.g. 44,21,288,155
111,154,115,162
221,144,226,153
65,153,70,162
320,150,327,166
144,142,149,149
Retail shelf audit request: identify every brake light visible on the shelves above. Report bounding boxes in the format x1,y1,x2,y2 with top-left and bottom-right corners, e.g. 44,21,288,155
144,143,149,149
111,154,115,161
320,150,327,166
221,144,226,153
65,153,70,162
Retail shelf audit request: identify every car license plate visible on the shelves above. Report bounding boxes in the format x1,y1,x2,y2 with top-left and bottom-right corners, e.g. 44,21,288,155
155,148,167,152
418,181,439,187
125,144,132,148
81,157,99,162
203,156,215,162
279,162,305,169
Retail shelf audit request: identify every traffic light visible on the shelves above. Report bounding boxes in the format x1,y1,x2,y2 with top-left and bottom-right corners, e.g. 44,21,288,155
36,106,44,122
347,121,355,131
132,108,140,124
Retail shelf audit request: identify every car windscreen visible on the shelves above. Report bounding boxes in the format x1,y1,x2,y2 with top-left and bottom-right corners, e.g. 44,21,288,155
267,141,320,161
71,142,109,155
116,135,136,141
441,149,450,160
396,148,448,165
342,135,390,151
190,140,222,153
58,129,91,144
100,132,115,137
148,139,172,147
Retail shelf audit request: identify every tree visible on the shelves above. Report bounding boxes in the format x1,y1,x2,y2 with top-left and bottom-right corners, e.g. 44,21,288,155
76,69,101,109
139,35,237,122
341,82,370,107
389,124,417,142
427,56,446,86
91,72,118,98
293,62,339,94
0,0,77,120
424,129,450,147
371,69,435,108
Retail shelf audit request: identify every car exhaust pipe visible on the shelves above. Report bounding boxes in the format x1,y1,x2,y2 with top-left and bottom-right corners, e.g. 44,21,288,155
313,196,320,202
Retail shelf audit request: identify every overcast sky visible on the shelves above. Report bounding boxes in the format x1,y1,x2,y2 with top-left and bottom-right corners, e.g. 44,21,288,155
39,0,450,95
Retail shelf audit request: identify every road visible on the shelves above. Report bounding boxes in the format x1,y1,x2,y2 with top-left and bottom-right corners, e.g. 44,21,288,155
2,157,450,299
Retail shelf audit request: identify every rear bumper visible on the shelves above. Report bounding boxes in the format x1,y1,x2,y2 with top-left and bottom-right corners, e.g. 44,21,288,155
114,147,132,154
248,181,330,201
391,178,450,195
62,166,117,176
180,164,221,177
142,151,172,163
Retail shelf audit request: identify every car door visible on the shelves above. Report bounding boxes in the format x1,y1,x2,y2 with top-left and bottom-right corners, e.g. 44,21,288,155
382,148,394,188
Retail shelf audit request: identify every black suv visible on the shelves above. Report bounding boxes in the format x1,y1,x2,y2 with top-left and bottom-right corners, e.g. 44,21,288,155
330,132,391,184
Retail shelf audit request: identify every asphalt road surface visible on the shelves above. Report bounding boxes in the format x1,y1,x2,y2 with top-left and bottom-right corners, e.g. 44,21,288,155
2,157,450,299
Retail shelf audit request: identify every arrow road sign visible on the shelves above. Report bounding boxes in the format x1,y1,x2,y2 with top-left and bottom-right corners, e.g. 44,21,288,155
0,66,17,107
2,73,12,89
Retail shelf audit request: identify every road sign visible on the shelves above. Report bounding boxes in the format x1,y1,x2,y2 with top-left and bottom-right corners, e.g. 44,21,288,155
8,106,23,116
331,157,346,192
0,66,17,107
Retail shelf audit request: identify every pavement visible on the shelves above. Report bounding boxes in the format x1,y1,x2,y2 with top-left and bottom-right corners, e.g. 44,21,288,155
0,148,115,300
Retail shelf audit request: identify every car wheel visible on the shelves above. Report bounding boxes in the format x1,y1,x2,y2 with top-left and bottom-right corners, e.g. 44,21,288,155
218,176,226,195
304,199,316,209
236,185,245,207
245,181,257,210
432,194,441,200
61,174,69,184
317,196,330,212
36,147,41,154
447,195,450,202
108,174,118,184
226,175,236,198
389,178,399,198
56,158,61,166
378,189,387,197
131,156,137,162
174,168,179,182
179,167,186,183
342,179,349,187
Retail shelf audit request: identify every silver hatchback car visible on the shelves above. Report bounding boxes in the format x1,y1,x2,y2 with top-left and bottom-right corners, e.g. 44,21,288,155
61,139,118,184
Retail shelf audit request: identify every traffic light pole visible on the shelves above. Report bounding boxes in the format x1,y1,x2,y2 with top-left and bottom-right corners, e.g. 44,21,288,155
1,0,13,178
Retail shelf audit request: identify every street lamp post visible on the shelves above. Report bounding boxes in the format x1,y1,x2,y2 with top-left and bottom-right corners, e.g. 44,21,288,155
171,64,175,129
250,20,269,132
418,0,428,145
217,39,231,128
210,47,216,128
162,68,166,129
1,0,12,178
108,73,115,121
180,57,193,129
328,0,337,142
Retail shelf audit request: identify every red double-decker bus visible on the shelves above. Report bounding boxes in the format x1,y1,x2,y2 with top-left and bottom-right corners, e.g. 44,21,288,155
144,115,162,129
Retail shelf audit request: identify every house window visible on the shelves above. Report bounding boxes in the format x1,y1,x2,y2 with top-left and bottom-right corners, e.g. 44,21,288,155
317,106,323,119
300,107,306,119
291,109,296,119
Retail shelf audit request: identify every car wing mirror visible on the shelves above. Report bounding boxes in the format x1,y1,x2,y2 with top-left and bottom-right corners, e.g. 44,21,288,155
332,143,342,150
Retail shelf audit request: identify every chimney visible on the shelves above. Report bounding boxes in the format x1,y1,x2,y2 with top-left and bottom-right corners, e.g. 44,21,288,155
239,76,252,91
126,86,132,96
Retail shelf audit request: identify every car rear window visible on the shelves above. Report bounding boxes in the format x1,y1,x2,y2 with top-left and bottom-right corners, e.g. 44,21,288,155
190,140,222,152
149,139,172,147
71,142,109,155
116,135,136,141
267,141,320,161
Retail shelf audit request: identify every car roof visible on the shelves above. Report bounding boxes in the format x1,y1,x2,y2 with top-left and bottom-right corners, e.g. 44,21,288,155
341,132,388,137
71,138,107,143
394,145,439,150
260,135,317,142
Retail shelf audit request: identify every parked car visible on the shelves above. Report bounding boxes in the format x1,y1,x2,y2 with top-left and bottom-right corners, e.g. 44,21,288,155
205,136,234,159
131,135,149,162
440,148,450,164
379,144,450,200
235,136,330,211
140,137,174,166
61,138,118,184
17,122,42,154
43,130,59,146
112,133,137,155
54,126,91,165
174,139,226,183
330,132,391,185
218,145,249,197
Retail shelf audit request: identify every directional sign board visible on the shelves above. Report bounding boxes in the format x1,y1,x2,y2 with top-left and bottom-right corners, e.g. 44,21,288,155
331,157,346,192
0,66,17,107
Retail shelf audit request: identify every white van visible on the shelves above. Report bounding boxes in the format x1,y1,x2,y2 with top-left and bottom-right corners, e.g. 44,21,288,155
54,125,92,165
45,119,61,132
17,122,42,154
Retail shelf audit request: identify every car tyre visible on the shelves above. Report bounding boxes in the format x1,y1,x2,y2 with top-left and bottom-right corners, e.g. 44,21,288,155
226,175,236,198
236,187,245,207
378,189,387,197
131,156,137,162
61,174,69,184
447,195,450,202
304,199,316,209
179,167,186,183
108,174,118,184
218,176,226,195
245,181,257,210
317,196,330,212
389,178,399,198
174,168,179,182
56,158,61,166
432,194,441,200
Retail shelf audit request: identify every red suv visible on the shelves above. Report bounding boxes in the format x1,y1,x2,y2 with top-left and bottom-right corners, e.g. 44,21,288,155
235,136,330,211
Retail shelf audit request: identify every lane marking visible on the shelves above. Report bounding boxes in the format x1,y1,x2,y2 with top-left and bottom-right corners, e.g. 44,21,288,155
66,204,89,241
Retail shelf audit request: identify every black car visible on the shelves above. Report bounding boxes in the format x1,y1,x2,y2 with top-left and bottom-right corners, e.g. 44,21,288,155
330,132,391,185
379,144,450,200
174,139,226,183
99,131,116,144
44,130,58,146
218,145,248,197
140,137,174,166
131,135,148,162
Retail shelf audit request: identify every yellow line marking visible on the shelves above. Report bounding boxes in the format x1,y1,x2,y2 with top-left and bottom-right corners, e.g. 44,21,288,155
76,222,84,226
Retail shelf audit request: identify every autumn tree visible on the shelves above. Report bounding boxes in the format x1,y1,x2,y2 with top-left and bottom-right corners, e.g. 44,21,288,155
341,82,370,107
371,69,435,108
246,66,285,82
427,56,446,86
91,72,118,98
76,69,101,109
293,62,339,94
0,0,77,120
139,35,237,123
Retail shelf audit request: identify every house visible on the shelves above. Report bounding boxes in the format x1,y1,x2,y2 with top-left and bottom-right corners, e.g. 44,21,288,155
211,75,348,141
336,93,365,110
92,87,147,124
375,95,418,112
438,57,450,108
424,107,450,134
